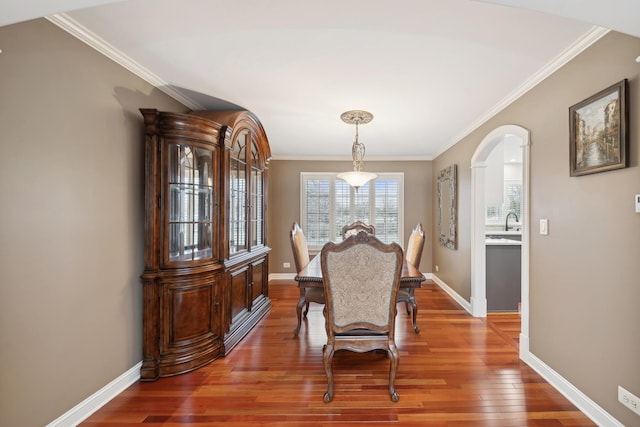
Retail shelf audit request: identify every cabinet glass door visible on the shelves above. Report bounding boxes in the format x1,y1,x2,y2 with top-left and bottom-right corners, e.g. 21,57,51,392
250,142,264,248
167,143,214,262
229,133,248,254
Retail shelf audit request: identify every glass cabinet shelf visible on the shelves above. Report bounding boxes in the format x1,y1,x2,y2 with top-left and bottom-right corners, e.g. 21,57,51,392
167,143,215,263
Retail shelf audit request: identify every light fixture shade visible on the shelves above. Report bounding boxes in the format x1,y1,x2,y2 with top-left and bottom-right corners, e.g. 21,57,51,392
336,170,377,188
339,110,376,189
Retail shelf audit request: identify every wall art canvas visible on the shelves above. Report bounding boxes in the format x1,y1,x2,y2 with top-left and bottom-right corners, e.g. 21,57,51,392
569,79,628,176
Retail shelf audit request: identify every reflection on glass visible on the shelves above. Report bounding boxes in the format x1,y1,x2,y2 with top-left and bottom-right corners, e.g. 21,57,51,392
167,143,214,262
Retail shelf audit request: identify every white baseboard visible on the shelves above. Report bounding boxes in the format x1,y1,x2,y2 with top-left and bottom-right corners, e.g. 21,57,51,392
50,277,621,427
46,362,142,427
430,273,472,314
519,332,530,359
522,352,623,427
269,273,296,281
429,275,621,426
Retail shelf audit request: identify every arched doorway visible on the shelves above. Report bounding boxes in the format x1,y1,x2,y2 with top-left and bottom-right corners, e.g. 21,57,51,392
470,125,530,358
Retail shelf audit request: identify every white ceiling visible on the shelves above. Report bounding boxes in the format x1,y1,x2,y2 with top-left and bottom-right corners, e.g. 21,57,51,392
3,1,639,160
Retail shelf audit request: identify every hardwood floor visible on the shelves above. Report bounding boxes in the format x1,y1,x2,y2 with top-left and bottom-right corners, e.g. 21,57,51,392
81,280,595,426
486,312,522,352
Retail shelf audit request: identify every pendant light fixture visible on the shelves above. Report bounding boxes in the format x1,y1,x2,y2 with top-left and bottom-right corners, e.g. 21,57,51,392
336,110,377,188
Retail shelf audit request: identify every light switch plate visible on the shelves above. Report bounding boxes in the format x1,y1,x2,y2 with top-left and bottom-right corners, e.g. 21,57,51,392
635,194,640,213
540,219,548,235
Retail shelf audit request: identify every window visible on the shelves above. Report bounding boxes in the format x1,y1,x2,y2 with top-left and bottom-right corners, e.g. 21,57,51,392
486,180,522,224
301,173,403,249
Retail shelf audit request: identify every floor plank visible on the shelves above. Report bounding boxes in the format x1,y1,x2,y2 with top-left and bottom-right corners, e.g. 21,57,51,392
81,280,595,426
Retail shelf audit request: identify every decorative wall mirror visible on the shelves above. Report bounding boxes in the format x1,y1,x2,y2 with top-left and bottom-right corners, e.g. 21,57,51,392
438,164,457,249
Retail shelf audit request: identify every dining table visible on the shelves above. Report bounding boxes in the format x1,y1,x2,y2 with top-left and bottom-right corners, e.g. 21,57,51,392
295,253,426,286
294,253,426,333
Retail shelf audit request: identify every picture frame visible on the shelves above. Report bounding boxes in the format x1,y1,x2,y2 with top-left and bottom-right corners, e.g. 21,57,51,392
437,164,457,250
569,79,628,176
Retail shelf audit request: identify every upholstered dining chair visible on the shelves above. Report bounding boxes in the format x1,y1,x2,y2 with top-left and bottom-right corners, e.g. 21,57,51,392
320,231,403,402
290,222,325,336
341,221,375,239
397,223,425,333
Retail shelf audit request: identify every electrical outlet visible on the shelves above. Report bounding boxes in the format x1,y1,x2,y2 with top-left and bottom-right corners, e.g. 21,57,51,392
283,262,290,269
619,386,640,416
435,265,439,272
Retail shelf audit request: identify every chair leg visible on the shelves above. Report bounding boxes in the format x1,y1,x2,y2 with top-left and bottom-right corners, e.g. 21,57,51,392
408,289,420,334
388,343,400,402
303,302,310,317
294,290,306,336
323,343,335,403
410,301,419,334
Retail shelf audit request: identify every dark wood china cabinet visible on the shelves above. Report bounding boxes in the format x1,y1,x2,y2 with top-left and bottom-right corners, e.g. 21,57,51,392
140,109,271,381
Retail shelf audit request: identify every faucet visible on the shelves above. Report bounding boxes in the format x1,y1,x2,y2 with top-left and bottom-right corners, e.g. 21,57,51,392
505,211,519,231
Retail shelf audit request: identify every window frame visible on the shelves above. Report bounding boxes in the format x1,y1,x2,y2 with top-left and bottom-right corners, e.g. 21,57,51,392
300,172,404,252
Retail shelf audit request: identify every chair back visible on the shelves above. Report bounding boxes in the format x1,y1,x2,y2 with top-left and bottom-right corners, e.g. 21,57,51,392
321,231,402,336
290,222,310,273
405,223,425,268
341,221,376,239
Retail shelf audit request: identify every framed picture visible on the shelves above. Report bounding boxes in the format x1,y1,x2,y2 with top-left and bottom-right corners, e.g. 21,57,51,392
437,164,457,250
569,79,628,176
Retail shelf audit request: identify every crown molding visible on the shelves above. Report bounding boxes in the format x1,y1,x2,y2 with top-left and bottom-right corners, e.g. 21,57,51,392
46,13,203,111
435,26,610,158
46,14,609,161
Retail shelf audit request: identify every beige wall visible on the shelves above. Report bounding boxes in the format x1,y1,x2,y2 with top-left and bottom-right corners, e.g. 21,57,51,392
267,160,433,274
3,16,639,427
432,151,473,300
0,19,187,426
433,31,640,426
